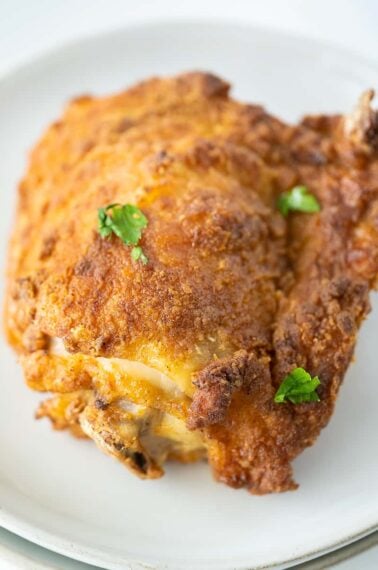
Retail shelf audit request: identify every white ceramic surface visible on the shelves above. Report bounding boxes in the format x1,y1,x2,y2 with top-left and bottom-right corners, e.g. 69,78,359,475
0,526,376,570
0,21,377,570
0,527,100,570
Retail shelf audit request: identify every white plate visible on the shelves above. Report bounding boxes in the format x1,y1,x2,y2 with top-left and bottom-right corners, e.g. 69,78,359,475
0,527,100,570
0,20,377,570
0,527,376,570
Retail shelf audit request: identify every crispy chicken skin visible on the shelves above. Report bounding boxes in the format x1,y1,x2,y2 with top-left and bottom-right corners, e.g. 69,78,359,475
5,72,378,493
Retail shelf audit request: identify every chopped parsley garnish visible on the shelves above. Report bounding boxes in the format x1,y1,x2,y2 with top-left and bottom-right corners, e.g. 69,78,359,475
274,367,321,404
131,245,148,265
277,185,320,216
98,203,148,263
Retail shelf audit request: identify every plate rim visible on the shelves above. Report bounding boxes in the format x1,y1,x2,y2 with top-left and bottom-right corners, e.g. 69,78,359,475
0,524,376,570
0,18,377,570
0,504,377,570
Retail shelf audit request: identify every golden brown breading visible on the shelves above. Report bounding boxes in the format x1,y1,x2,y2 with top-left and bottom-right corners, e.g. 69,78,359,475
5,72,378,493
36,391,91,438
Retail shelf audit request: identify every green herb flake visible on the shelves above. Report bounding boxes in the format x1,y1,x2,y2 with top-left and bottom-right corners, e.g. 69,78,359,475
277,185,321,217
98,203,148,263
131,246,148,265
274,367,321,404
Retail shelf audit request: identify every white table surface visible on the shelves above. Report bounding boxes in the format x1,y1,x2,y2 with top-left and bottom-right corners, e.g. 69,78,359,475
0,1,377,568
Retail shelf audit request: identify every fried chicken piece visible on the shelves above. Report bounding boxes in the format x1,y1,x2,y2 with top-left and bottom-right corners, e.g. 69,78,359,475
5,72,378,493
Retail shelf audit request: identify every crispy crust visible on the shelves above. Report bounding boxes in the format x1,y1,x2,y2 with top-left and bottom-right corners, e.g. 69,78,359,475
188,350,271,429
36,391,91,438
5,73,378,493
